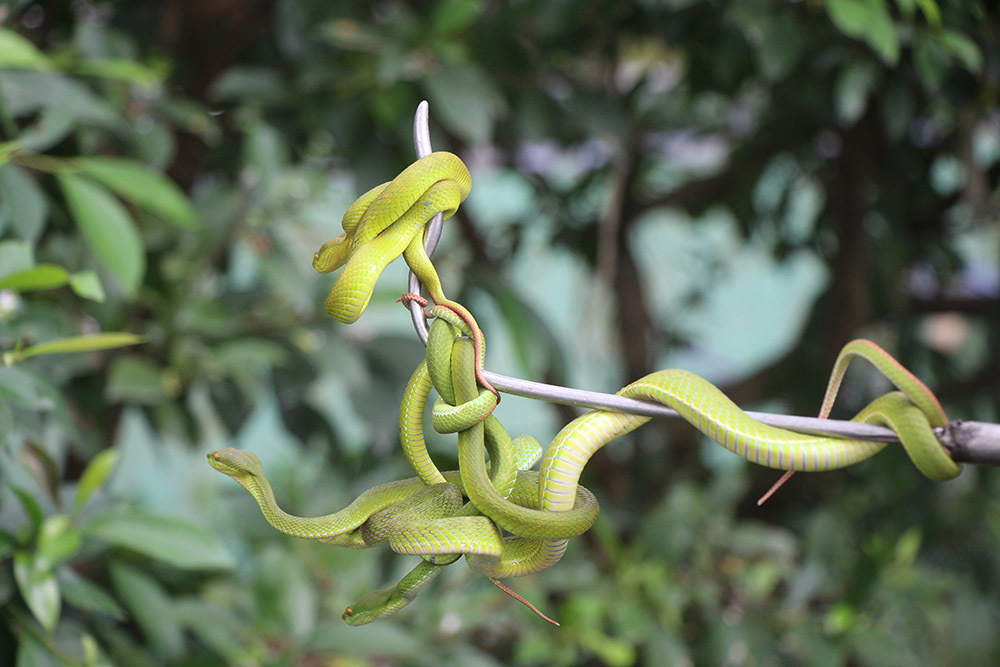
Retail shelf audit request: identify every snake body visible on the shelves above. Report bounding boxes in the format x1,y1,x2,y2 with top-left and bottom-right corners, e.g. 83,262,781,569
312,152,471,324
210,151,961,625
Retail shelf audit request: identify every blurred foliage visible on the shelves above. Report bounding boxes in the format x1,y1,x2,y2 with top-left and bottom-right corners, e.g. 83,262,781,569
0,0,998,665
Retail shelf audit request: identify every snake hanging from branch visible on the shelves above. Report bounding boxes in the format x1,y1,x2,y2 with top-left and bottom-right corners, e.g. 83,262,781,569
208,151,961,625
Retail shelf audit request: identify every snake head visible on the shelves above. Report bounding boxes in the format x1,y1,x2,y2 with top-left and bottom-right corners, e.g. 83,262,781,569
342,587,396,626
312,232,351,273
207,448,263,479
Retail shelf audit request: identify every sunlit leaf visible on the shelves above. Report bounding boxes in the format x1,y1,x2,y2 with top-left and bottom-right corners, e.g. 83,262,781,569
9,333,146,365
35,515,81,570
0,265,69,292
939,29,982,72
69,59,163,88
73,449,119,514
13,551,60,632
0,140,21,167
916,0,941,26
0,28,53,71
68,270,106,302
75,157,198,227
825,0,899,65
56,173,146,296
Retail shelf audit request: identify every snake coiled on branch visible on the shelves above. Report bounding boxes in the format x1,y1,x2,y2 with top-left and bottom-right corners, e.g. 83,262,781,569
209,151,961,625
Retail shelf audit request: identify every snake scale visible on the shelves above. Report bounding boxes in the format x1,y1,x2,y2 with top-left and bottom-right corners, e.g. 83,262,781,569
208,151,961,625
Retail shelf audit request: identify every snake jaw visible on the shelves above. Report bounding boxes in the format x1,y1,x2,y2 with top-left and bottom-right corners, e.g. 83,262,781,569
207,448,264,479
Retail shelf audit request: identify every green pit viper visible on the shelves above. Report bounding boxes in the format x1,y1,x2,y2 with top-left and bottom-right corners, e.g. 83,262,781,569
208,151,961,625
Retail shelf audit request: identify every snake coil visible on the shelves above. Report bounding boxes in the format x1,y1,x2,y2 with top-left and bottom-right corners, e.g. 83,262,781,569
209,151,961,625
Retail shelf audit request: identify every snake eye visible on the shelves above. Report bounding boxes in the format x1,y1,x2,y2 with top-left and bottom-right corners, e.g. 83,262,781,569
344,608,353,617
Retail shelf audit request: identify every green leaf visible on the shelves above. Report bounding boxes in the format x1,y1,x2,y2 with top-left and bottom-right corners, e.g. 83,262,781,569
0,367,50,408
110,562,183,658
106,357,166,405
73,449,119,514
826,0,872,35
75,157,198,227
915,0,941,26
11,487,44,532
69,59,164,89
825,0,899,65
7,333,146,366
0,140,21,166
0,265,69,292
174,598,244,658
56,173,146,296
58,569,125,620
36,515,81,570
939,29,982,72
0,240,34,278
85,510,235,570
319,19,386,52
68,270,106,302
0,28,53,71
431,0,484,34
15,635,52,667
0,164,47,243
894,527,922,566
17,106,78,154
0,530,15,560
13,551,61,632
244,121,288,196
835,62,879,125
213,339,290,375
424,61,506,144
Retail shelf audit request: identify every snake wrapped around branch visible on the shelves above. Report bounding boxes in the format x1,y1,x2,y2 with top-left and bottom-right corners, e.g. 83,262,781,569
208,151,960,625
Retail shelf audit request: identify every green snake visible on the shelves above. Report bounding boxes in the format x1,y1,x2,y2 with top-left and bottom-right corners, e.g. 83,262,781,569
209,151,961,625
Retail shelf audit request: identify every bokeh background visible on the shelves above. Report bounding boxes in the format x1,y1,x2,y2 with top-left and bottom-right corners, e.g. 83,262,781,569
1,1,998,665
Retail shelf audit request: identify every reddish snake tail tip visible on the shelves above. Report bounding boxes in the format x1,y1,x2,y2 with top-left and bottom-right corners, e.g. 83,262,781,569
405,295,502,407
490,578,560,626
398,292,430,311
757,470,795,506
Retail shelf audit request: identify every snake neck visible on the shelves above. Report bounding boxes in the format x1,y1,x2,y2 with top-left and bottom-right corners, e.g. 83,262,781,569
240,471,360,542
343,561,442,625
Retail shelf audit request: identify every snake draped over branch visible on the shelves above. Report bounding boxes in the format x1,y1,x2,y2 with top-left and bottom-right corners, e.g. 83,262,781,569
208,151,961,626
